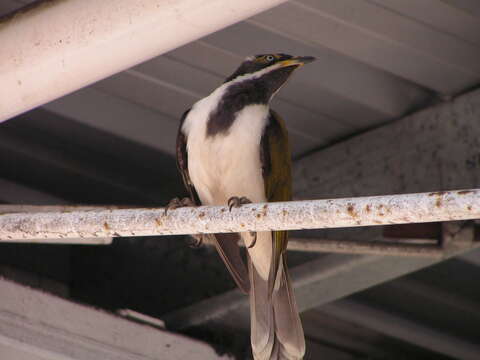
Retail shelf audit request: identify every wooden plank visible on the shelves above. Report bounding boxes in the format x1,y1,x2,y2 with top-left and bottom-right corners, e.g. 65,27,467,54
252,0,480,93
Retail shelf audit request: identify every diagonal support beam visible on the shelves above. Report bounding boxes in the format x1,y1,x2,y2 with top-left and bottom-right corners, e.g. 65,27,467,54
162,244,480,331
0,0,287,122
322,300,480,360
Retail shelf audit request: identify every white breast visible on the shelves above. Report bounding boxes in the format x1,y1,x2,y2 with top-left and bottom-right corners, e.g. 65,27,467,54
182,91,273,280
183,98,269,206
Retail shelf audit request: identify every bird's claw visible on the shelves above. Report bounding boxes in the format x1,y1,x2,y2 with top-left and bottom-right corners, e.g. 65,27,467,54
227,196,252,212
164,197,196,215
187,234,204,248
247,232,257,248
227,196,257,248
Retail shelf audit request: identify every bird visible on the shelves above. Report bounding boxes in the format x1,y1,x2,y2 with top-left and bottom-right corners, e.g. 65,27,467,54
171,53,315,359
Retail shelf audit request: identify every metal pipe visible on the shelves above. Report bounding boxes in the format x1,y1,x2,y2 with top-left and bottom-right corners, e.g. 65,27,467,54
281,238,443,257
1,205,442,255
202,236,443,257
0,0,287,122
0,205,114,244
0,189,479,241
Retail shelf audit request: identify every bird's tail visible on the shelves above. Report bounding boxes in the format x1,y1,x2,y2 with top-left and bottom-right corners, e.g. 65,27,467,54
249,254,305,360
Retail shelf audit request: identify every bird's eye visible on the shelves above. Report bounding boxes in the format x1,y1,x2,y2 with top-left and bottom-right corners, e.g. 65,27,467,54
265,55,275,62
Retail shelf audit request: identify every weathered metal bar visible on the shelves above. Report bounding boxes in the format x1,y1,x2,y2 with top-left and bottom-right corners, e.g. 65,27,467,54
0,189,478,241
0,205,113,244
0,206,442,254
281,238,443,257
202,236,443,257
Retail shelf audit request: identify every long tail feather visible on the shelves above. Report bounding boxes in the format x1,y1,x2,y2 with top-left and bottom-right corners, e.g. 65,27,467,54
249,254,305,360
272,257,305,359
211,233,250,293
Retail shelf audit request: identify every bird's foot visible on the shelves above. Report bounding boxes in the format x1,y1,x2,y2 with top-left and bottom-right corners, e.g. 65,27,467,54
227,196,257,248
246,232,257,248
227,196,252,211
164,197,196,215
187,234,204,248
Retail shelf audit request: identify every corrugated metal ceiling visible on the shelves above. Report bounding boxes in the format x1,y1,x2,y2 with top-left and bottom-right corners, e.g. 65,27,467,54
1,1,480,359
4,0,479,157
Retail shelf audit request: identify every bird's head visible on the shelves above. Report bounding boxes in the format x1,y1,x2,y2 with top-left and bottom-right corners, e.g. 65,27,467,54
223,53,315,100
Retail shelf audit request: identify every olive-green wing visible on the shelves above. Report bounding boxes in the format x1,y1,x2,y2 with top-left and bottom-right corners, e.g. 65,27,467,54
260,109,292,296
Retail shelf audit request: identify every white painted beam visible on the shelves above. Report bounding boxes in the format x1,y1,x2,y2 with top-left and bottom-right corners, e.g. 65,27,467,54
0,0,288,122
0,277,227,360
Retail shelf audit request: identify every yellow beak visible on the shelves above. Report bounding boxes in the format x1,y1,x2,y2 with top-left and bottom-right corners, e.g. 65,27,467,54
278,56,316,68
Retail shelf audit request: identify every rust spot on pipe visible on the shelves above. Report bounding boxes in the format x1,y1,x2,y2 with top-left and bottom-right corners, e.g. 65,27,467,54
468,206,472,211
458,190,473,195
428,191,447,197
282,209,288,217
198,212,205,218
347,204,358,218
436,198,442,208
256,213,262,219
155,218,162,226
103,222,110,230
366,205,371,213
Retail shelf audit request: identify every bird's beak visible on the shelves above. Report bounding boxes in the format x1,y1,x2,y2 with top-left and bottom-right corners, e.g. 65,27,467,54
278,56,316,68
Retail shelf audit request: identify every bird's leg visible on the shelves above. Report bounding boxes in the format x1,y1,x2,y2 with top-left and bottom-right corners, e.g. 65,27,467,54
164,196,196,215
227,196,257,248
165,197,204,247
